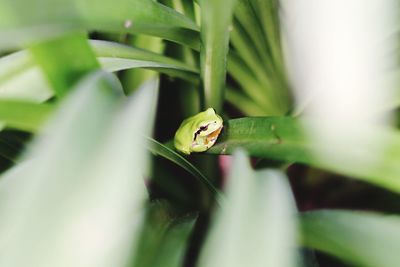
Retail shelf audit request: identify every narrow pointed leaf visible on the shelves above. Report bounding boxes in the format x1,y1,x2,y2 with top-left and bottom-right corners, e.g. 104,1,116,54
199,0,237,111
147,137,222,202
198,150,297,267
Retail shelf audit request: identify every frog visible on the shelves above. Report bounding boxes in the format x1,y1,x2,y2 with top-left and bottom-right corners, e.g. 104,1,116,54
174,108,223,154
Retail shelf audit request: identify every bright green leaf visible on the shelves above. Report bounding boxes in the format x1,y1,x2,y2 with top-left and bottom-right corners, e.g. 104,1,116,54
30,32,99,97
0,100,54,132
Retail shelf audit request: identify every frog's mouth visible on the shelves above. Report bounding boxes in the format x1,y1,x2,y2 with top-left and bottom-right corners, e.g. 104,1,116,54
192,125,223,149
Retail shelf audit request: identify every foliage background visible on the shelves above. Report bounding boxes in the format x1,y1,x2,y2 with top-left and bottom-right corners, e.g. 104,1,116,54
0,0,399,267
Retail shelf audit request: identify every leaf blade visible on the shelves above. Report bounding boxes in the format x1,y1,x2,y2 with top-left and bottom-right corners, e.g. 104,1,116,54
300,210,400,267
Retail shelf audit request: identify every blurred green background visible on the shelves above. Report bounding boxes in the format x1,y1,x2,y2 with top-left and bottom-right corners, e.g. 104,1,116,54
0,0,399,267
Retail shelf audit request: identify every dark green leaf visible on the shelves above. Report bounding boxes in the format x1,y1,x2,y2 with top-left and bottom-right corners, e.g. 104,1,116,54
208,117,400,194
132,202,196,267
147,137,223,204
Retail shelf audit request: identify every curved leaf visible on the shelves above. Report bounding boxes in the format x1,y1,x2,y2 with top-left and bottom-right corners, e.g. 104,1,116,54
0,0,199,51
147,137,222,204
0,40,199,102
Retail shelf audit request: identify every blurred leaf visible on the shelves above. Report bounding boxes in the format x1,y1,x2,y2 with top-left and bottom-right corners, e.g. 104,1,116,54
0,130,31,163
234,0,270,65
0,100,54,132
225,87,265,116
300,210,400,267
30,32,99,97
197,150,297,267
199,0,237,112
249,0,283,70
208,117,400,194
99,58,198,84
0,0,199,51
0,50,52,102
0,71,158,267
94,40,198,83
0,137,19,162
227,51,282,115
132,202,196,267
0,40,198,102
229,0,291,115
92,40,197,72
147,138,222,203
121,35,164,93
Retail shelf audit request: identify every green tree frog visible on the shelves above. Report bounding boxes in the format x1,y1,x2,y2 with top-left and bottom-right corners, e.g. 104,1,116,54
174,108,223,154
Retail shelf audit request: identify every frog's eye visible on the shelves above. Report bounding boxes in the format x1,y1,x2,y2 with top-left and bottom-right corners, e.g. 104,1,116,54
194,125,209,140
199,125,208,131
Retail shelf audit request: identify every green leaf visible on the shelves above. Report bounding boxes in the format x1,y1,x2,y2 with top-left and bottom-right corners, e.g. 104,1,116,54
249,0,283,69
93,40,199,84
207,117,308,160
197,150,297,267
0,50,52,102
92,40,196,71
30,32,99,97
120,35,164,93
147,138,223,204
0,100,54,132
132,202,196,267
234,0,271,71
207,117,400,194
0,40,199,102
0,72,158,267
225,87,266,116
0,0,199,51
227,52,278,114
199,0,237,112
300,210,400,267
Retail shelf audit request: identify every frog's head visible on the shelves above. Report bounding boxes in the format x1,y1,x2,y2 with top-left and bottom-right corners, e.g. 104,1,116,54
174,108,223,154
191,108,223,152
